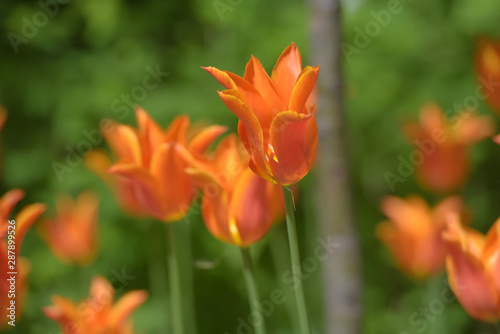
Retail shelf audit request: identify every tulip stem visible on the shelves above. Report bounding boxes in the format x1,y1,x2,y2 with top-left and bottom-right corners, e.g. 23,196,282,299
240,247,266,334
165,223,184,334
282,185,311,334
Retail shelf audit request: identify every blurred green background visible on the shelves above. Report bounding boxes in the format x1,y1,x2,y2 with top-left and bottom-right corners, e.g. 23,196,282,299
1,0,500,333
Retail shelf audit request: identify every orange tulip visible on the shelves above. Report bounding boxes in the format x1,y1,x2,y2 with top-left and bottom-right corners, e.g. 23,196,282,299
85,150,146,217
44,275,148,334
376,195,463,279
203,43,319,185
403,103,494,192
39,191,99,265
182,134,282,247
476,37,500,113
0,107,5,131
0,106,6,175
86,107,226,222
443,215,500,322
0,189,46,328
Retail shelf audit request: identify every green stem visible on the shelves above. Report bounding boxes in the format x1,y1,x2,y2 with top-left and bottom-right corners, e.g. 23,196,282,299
282,185,311,334
165,223,184,334
427,274,444,334
240,247,266,334
177,221,198,334
269,225,300,331
494,322,500,333
149,223,169,330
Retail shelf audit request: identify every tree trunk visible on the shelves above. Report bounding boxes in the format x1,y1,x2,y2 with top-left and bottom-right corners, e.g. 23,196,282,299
309,1,363,333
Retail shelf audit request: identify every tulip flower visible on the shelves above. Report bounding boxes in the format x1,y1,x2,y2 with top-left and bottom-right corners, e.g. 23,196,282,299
39,191,99,265
376,195,463,279
476,37,500,113
182,134,280,247
0,107,6,175
44,275,148,334
0,107,5,131
88,107,225,222
0,189,46,328
403,103,494,193
203,43,319,185
88,107,225,334
183,134,286,334
442,215,500,322
85,150,146,217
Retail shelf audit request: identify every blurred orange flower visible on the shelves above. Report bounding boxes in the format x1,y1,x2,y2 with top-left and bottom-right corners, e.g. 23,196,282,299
376,195,463,279
0,189,46,328
86,107,225,222
183,134,281,247
39,191,99,265
404,103,494,193
44,275,148,334
204,43,319,185
476,37,500,113
0,106,6,175
85,150,146,217
443,215,500,322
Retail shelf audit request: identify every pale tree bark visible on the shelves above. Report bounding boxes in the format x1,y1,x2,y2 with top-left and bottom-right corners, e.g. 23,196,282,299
309,0,363,333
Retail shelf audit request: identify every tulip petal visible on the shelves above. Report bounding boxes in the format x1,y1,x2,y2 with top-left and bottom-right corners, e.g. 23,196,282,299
235,122,272,182
150,143,194,222
109,164,164,220
44,296,79,322
269,111,318,185
89,276,114,312
109,290,148,330
218,90,267,176
188,125,227,154
0,106,6,130
381,196,433,235
202,66,237,90
454,114,495,144
204,66,273,129
433,196,463,229
244,55,285,113
229,169,272,247
84,150,113,183
15,203,46,253
225,74,273,130
212,135,246,177
203,191,242,246
476,39,500,112
376,220,423,277
184,135,246,190
420,103,446,133
484,218,500,293
164,115,190,145
104,124,142,164
289,66,319,114
135,107,165,165
0,189,25,238
443,218,499,321
271,43,303,102
445,245,499,321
